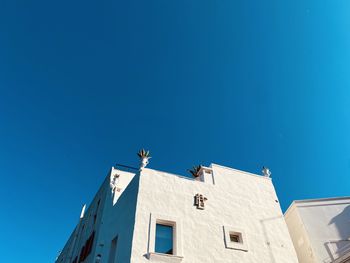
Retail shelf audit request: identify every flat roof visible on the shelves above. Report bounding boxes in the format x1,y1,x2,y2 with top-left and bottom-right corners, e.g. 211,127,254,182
285,196,350,217
210,163,271,180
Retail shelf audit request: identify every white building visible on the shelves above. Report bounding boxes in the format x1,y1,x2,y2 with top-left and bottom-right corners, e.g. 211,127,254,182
285,197,350,263
56,158,298,263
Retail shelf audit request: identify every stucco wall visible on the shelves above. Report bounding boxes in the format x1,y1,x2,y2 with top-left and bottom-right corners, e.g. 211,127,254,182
130,164,298,263
285,205,316,263
95,171,139,263
286,198,350,263
56,168,136,263
56,174,109,263
57,164,299,263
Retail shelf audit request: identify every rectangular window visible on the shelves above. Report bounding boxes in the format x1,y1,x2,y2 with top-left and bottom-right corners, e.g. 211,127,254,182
108,236,118,263
86,232,95,256
155,224,173,255
148,214,183,261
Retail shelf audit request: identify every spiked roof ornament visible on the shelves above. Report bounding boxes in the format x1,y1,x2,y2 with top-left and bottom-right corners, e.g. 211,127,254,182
188,165,202,178
138,149,151,169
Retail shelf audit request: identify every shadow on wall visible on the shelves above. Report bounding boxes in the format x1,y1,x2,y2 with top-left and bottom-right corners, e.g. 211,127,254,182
325,205,350,261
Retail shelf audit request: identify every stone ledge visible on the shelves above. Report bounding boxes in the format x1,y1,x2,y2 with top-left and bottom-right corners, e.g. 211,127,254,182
148,252,183,262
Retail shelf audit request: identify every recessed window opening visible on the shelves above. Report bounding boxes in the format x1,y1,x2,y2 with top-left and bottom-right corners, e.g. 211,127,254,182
230,233,241,243
108,235,118,263
224,226,248,251
155,223,173,255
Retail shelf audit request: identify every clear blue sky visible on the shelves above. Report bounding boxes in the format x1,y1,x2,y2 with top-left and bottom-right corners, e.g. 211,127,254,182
1,0,350,262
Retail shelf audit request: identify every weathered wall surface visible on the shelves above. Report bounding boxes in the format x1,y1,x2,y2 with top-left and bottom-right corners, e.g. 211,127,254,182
130,164,298,263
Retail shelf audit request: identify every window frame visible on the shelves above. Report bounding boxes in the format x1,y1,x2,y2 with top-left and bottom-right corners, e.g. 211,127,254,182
148,213,183,262
155,223,174,255
223,226,248,252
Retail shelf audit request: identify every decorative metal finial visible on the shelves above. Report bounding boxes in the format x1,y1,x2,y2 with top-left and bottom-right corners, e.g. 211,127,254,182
137,149,151,169
262,166,271,177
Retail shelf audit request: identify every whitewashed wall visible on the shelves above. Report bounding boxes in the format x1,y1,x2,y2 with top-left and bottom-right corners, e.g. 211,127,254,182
56,168,137,263
285,198,350,263
93,169,139,263
130,164,298,263
57,164,298,263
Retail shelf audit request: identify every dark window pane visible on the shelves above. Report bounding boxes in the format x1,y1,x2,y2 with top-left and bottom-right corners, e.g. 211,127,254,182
155,224,173,254
230,234,240,243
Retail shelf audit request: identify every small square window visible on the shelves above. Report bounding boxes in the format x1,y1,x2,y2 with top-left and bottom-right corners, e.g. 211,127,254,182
230,233,241,243
224,226,248,251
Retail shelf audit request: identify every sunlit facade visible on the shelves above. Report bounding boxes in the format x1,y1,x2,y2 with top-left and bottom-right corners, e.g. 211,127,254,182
285,197,350,263
56,163,298,263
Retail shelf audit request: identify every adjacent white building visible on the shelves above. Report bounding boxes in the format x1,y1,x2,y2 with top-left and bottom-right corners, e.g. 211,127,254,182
56,159,298,263
285,197,350,263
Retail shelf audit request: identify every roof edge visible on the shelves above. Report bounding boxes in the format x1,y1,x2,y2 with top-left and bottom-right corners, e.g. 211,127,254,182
285,196,350,217
210,163,271,180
